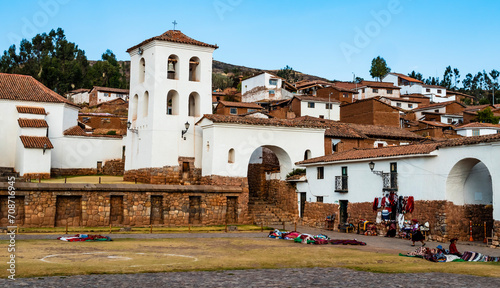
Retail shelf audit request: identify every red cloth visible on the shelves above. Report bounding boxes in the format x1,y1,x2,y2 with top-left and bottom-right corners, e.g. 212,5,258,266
373,198,378,211
407,196,414,213
449,243,460,255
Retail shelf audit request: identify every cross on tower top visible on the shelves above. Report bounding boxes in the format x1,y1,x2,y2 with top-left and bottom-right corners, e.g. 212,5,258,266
172,20,178,31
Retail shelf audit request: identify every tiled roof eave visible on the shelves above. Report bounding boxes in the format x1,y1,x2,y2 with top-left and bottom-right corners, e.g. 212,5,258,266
297,152,437,166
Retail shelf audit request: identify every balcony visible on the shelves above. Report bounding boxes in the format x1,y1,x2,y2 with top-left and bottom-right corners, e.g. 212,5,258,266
335,176,348,193
383,172,398,191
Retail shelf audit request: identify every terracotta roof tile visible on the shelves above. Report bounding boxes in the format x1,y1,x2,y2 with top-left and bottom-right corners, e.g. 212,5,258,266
18,118,48,128
0,73,78,107
19,136,53,149
198,114,328,129
418,120,455,128
295,95,341,103
389,73,424,84
217,101,263,109
16,106,46,115
357,81,401,89
456,122,500,129
412,101,464,111
63,125,123,138
348,123,423,140
127,30,218,52
91,86,130,94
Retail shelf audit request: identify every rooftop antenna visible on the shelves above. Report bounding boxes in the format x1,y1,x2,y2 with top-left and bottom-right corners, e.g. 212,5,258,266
172,20,178,31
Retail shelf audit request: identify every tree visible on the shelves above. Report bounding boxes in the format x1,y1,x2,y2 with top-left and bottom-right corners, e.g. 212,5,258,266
276,65,301,83
355,76,364,83
86,50,127,89
453,68,460,89
476,107,500,124
212,73,234,90
441,66,453,89
408,71,423,81
369,56,390,81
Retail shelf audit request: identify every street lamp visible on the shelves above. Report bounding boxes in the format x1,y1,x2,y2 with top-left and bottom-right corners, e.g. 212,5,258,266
181,121,190,139
127,121,138,134
368,161,383,177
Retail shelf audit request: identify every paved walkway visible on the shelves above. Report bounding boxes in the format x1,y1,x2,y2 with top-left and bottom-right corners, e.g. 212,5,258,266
2,267,499,287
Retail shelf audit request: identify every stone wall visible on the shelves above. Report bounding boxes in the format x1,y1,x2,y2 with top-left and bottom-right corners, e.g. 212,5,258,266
0,182,248,227
23,173,50,180
103,160,125,176
51,159,124,177
266,180,299,218
124,158,202,185
302,202,338,228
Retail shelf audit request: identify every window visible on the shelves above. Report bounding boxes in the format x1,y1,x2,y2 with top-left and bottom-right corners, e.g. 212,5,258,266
332,143,338,153
228,148,235,163
319,115,324,119
373,89,378,93
142,91,149,118
131,94,138,121
361,88,365,93
426,88,431,92
230,108,237,115
387,89,393,94
304,150,311,160
104,93,109,97
396,102,401,107
472,129,480,136
189,57,200,81
447,118,452,124
342,166,348,176
188,92,200,116
437,89,442,93
167,90,179,115
139,58,145,83
326,103,333,109
317,167,324,179
434,109,439,113
269,90,275,96
316,196,324,203
343,93,348,98
308,102,315,108
167,55,179,80
390,162,397,173
247,109,256,113
269,79,278,86
408,104,413,108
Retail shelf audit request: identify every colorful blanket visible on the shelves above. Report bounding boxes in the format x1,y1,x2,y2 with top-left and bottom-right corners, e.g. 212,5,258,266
57,234,112,242
268,229,366,246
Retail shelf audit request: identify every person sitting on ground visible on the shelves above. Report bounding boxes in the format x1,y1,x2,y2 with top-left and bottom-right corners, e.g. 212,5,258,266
411,219,425,247
385,221,397,238
449,238,462,257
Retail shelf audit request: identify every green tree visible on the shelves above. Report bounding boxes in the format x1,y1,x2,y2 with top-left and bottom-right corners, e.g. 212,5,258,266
212,73,234,90
441,66,453,89
476,107,499,124
453,68,460,89
369,56,390,81
276,65,301,83
87,50,127,88
408,71,423,81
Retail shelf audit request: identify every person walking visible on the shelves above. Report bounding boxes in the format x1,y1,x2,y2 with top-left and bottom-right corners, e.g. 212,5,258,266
411,219,425,246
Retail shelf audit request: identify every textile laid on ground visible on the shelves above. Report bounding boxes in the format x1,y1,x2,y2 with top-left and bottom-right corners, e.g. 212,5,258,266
268,229,366,246
57,234,112,242
400,247,499,263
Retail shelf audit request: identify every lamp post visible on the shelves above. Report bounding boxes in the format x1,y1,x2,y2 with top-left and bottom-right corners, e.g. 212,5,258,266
181,121,190,139
369,161,384,177
126,121,138,134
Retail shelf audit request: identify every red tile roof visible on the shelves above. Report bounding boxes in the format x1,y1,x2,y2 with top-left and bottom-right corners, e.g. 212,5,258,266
357,81,401,89
91,86,130,94
456,122,500,129
295,95,341,103
63,125,123,138
389,73,424,84
217,101,263,109
19,136,53,149
423,84,446,89
418,120,455,128
127,30,218,52
198,114,328,129
0,73,78,107
18,118,48,128
16,106,46,115
333,81,359,90
412,101,465,111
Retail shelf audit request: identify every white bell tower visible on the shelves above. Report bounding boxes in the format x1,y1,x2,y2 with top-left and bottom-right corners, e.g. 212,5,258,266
124,30,218,180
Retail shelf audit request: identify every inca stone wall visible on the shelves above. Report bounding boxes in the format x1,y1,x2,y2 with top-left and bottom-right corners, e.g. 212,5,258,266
302,202,338,228
0,182,248,227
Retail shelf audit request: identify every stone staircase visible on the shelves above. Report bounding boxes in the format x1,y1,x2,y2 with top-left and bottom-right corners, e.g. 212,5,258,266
0,167,21,182
248,197,297,227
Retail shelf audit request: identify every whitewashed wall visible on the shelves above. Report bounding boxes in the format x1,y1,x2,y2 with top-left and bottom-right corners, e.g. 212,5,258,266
300,100,340,120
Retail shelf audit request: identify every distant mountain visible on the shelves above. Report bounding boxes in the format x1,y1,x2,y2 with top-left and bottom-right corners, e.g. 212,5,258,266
107,60,331,84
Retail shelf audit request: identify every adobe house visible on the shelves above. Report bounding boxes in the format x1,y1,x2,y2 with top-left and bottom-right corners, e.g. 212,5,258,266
340,97,402,127
316,86,358,104
268,96,341,121
214,100,263,116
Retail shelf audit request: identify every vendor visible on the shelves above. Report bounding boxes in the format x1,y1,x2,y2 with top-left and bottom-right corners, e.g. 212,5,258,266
411,219,426,247
385,221,397,238
449,238,462,257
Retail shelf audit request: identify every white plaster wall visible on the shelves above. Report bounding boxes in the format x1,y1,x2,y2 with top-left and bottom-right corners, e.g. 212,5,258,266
19,127,46,137
200,122,325,178
300,101,340,120
97,91,128,104
457,128,499,137
51,136,123,169
71,92,89,104
125,40,215,171
0,100,22,167
15,147,51,176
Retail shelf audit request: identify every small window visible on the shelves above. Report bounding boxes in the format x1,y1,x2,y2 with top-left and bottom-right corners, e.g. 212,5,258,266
408,104,413,108
316,196,324,203
319,115,324,119
361,88,365,93
228,148,235,163
447,118,452,124
269,90,275,96
230,108,237,115
326,103,333,109
308,102,315,108
182,162,190,173
317,167,324,179
341,166,348,176
247,109,256,113
269,79,278,86
472,129,480,136
426,88,431,92
373,89,378,93
437,89,442,93
332,142,338,153
387,89,393,94
396,103,401,107
304,150,311,160
343,93,348,98
390,162,397,173
104,93,109,97
434,109,439,113
377,143,384,148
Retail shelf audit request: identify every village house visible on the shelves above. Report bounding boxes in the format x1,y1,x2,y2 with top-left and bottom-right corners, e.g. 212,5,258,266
447,90,476,105
398,93,431,105
340,97,402,127
406,120,459,139
241,72,297,103
379,96,420,110
456,122,500,137
383,73,449,103
214,100,263,115
352,81,401,100
295,135,499,242
316,85,358,104
78,112,128,135
66,88,91,104
267,95,341,120
462,104,500,124
0,73,124,178
409,101,466,125
88,86,130,106
293,80,333,96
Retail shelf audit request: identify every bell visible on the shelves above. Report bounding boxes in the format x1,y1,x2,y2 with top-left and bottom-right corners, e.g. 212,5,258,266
168,62,175,72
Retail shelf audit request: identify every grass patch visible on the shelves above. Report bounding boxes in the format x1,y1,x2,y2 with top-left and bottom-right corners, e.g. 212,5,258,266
35,175,137,184
1,238,498,278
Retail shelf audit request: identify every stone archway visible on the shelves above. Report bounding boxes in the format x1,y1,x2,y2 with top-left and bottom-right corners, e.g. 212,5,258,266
445,158,493,241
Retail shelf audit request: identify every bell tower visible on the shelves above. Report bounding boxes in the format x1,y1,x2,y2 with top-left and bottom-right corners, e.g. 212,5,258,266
124,30,218,183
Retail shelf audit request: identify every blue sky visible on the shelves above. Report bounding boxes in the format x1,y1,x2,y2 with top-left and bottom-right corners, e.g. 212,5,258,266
1,0,499,83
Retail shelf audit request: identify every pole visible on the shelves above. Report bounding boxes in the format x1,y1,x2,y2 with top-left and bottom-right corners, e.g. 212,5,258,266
109,223,112,234
282,221,285,231
65,222,68,234
294,221,297,232
483,221,487,243
188,224,191,233
469,221,473,242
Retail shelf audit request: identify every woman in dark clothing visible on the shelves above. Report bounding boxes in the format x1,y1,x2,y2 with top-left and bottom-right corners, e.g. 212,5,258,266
385,221,397,237
411,219,425,246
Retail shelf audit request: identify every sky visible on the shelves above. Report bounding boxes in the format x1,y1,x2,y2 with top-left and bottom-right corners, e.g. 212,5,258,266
1,0,499,83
